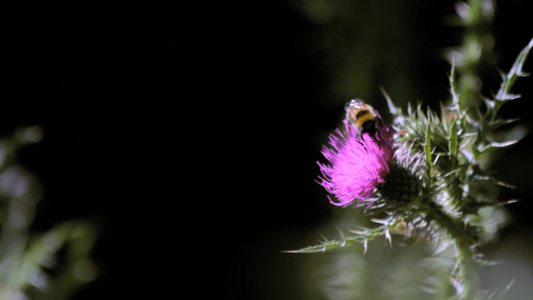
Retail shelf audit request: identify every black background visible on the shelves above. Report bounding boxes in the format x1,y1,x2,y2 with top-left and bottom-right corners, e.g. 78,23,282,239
6,1,533,298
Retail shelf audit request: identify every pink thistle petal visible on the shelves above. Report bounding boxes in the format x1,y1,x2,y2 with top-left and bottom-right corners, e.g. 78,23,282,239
317,120,394,207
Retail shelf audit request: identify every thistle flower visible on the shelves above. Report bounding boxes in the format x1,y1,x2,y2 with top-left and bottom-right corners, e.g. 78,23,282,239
317,112,394,208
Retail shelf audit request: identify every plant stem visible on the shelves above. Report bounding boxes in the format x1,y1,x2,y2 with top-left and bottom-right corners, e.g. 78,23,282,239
430,202,479,299
457,0,493,111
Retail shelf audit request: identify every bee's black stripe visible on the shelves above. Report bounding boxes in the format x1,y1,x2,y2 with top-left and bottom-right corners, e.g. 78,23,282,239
355,110,371,119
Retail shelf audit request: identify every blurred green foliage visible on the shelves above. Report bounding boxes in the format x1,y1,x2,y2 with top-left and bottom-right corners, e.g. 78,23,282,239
0,127,97,300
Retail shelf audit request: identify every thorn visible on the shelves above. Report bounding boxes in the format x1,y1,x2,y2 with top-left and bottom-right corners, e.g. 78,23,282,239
505,278,516,290
495,180,516,189
385,230,392,246
317,232,327,243
371,218,388,225
497,199,520,206
281,250,300,254
380,87,397,115
335,225,345,240
350,230,366,235
350,226,367,235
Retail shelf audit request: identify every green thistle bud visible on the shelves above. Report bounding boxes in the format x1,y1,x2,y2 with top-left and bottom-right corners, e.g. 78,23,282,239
378,163,421,206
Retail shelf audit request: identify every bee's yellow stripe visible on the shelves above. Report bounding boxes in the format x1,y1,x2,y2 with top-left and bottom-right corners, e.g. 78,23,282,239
355,110,375,128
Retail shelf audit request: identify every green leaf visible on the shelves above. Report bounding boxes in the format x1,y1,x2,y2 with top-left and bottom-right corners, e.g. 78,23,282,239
449,64,460,109
494,37,533,112
488,117,520,130
480,140,520,152
425,112,433,177
449,120,458,157
478,125,527,156
285,224,392,254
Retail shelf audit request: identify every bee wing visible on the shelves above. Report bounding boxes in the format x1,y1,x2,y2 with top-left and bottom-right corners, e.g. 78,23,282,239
345,99,366,111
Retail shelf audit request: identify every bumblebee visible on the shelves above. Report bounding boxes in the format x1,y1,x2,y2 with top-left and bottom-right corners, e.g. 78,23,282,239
345,99,382,137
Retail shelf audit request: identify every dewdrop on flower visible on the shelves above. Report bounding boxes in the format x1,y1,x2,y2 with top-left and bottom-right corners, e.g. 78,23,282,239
317,99,394,207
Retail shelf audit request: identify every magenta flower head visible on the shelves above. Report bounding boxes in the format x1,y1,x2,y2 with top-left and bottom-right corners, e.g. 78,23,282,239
317,100,394,207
